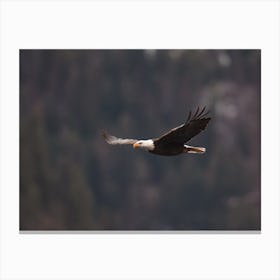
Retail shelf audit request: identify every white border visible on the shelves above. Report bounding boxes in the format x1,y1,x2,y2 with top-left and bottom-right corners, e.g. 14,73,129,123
1,1,279,279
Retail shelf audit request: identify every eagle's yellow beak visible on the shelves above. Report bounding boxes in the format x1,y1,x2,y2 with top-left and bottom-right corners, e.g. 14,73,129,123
133,143,140,149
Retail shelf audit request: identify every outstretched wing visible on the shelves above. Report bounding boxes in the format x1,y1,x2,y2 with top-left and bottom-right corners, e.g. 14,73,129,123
102,131,139,145
154,107,211,145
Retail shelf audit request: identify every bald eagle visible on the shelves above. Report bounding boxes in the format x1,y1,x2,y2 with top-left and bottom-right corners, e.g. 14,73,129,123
102,107,211,156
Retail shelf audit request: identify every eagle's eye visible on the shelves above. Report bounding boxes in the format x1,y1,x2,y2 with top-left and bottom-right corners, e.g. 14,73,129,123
138,142,142,144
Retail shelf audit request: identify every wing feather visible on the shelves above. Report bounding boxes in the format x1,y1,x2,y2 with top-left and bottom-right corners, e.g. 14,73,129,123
155,107,211,145
102,131,138,145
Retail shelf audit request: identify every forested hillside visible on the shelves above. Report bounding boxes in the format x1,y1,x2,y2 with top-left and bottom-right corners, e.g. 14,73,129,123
20,50,260,230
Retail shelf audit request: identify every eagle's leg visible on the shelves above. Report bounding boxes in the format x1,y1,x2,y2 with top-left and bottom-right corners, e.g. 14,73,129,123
183,145,206,154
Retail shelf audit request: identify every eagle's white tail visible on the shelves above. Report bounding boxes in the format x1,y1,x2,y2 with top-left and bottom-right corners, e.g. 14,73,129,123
184,145,206,154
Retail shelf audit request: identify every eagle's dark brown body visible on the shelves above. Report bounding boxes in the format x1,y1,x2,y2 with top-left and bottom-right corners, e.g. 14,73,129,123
149,141,184,156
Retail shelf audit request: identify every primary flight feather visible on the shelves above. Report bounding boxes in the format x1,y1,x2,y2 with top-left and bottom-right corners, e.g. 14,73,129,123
102,106,211,156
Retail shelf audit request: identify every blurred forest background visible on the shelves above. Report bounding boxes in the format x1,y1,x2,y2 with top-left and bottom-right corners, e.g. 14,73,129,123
20,50,260,230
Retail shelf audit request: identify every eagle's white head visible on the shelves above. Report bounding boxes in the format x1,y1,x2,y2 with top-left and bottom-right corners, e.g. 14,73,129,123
133,139,155,151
